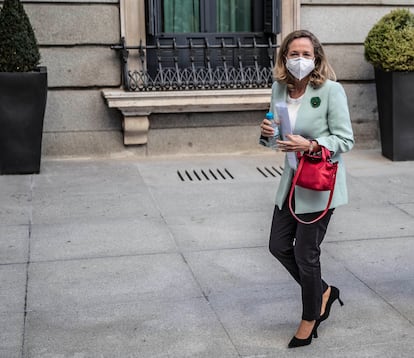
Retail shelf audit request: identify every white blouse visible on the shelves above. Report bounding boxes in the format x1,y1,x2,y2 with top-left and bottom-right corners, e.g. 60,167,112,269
287,93,304,131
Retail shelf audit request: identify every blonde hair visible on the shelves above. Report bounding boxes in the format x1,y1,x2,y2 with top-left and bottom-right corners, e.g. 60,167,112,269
274,30,336,89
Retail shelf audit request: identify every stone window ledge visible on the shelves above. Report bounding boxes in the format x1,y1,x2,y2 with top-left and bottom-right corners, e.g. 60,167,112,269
102,89,271,145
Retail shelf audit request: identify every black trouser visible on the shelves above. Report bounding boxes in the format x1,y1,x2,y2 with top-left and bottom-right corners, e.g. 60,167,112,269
269,200,334,321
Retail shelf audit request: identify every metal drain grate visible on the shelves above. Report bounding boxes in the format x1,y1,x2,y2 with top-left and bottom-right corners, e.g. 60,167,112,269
177,168,234,182
256,166,284,178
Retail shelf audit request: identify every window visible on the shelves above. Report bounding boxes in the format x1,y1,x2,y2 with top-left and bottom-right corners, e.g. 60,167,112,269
141,0,280,90
160,0,254,33
148,0,280,34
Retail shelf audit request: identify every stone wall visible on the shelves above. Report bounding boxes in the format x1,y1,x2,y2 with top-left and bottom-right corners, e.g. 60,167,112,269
2,0,413,157
301,0,414,149
1,0,131,157
147,1,414,155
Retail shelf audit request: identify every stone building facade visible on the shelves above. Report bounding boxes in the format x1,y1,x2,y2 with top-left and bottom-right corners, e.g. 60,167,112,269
4,0,414,157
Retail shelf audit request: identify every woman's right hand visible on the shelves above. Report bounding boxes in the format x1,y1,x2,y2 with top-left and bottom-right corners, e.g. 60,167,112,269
260,118,275,137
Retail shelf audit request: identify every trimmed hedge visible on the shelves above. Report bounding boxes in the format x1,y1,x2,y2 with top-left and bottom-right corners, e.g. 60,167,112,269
0,0,40,72
364,9,414,72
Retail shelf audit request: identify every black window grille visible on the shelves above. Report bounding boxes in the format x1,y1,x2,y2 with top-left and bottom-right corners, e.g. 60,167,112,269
111,0,281,91
111,36,278,91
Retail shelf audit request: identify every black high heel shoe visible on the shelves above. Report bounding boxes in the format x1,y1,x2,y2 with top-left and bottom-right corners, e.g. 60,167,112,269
288,322,318,349
319,286,344,324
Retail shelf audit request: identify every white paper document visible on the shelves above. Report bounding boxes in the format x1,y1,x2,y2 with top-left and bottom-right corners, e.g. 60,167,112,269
275,102,297,170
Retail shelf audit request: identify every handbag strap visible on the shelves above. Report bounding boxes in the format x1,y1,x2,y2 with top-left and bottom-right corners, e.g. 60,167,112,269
296,145,329,162
288,151,335,225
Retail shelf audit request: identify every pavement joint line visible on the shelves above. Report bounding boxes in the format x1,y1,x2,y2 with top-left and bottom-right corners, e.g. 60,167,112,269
23,294,211,315
15,245,272,266
169,249,245,357
21,177,35,358
2,247,407,269
179,250,244,357
4,235,414,266
25,251,182,265
326,235,414,244
0,261,28,267
178,244,268,253
390,201,414,218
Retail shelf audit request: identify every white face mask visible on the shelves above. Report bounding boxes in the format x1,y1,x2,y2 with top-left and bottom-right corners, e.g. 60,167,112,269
286,57,315,80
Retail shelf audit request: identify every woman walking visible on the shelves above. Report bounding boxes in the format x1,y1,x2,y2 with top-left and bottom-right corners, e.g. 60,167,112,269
260,30,354,348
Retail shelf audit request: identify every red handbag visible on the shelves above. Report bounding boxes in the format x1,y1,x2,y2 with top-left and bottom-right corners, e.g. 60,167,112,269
288,146,338,225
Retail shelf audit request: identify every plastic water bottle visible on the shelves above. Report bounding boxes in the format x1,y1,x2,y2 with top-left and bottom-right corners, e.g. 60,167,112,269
266,112,280,150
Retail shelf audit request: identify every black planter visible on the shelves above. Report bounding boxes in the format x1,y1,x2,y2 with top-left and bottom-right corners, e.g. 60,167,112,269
0,67,47,174
374,68,414,161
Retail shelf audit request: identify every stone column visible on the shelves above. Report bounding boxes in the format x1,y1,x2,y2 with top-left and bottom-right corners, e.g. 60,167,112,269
281,0,301,40
118,0,149,145
120,0,146,73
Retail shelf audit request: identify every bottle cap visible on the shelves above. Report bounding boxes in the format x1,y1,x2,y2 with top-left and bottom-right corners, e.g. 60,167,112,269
265,112,274,120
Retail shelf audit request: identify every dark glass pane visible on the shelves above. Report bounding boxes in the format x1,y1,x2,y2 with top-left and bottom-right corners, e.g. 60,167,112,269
162,0,200,33
216,0,252,32
142,0,276,90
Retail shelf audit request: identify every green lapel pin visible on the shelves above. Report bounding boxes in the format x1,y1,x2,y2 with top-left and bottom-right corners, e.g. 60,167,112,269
311,97,321,108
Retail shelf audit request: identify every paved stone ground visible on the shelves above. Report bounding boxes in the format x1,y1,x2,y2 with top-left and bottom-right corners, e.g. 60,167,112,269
1,149,413,358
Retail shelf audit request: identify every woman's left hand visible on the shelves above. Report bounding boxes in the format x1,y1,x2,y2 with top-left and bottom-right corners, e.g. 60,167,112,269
277,134,310,152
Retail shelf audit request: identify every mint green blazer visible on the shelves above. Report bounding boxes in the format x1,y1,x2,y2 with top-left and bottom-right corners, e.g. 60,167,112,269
270,80,354,214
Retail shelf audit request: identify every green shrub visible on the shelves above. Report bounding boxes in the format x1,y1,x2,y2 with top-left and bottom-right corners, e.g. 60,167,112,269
364,8,414,72
0,0,40,72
